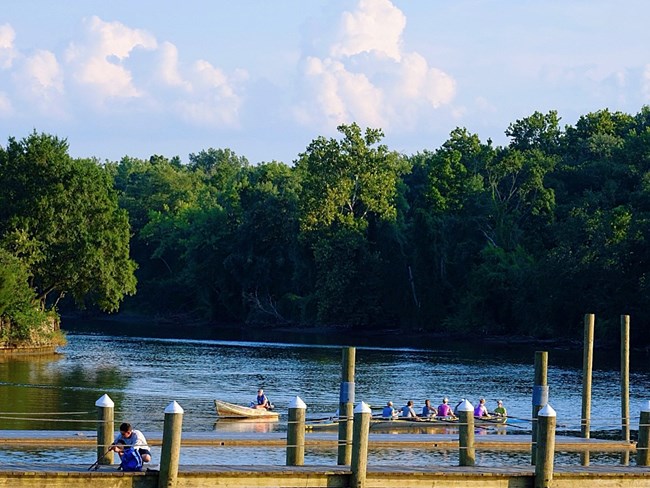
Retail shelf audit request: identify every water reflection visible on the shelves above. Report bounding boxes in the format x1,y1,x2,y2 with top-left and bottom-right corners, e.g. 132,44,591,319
0,445,632,468
0,353,126,430
0,330,647,469
213,418,280,434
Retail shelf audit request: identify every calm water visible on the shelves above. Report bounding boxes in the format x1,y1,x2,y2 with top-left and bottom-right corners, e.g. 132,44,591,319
0,328,648,467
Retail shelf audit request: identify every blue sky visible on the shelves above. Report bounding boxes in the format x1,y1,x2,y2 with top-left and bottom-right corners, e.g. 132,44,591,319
1,0,649,164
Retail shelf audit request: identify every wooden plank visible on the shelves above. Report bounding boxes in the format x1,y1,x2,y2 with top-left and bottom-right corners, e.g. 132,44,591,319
0,431,636,451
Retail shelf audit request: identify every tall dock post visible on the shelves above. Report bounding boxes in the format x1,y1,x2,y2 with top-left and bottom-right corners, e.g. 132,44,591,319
531,351,548,464
621,314,631,465
95,394,114,466
350,402,372,488
581,313,595,466
286,396,306,466
535,404,557,488
337,347,356,465
636,401,650,466
158,401,184,488
457,399,475,466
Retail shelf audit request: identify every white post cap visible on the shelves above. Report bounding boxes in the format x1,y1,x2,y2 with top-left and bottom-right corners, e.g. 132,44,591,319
354,401,372,414
95,394,114,408
164,400,184,414
289,396,307,409
538,403,556,417
642,400,650,413
456,399,474,412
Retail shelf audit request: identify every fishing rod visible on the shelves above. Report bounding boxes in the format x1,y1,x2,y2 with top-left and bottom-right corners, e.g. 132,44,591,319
88,444,115,471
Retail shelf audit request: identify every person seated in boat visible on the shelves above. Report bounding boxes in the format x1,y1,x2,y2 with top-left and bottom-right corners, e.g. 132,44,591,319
493,400,507,417
420,399,437,418
474,398,491,418
382,401,398,419
109,422,152,463
253,388,273,410
437,397,456,419
400,400,422,421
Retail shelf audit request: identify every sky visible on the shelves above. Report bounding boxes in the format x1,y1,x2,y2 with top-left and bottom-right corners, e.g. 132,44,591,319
1,0,650,165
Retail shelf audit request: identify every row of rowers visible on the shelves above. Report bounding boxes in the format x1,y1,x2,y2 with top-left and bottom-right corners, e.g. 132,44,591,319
380,398,507,420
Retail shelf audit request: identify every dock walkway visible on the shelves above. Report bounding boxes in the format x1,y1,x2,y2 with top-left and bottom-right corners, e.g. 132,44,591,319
0,462,648,488
0,430,635,452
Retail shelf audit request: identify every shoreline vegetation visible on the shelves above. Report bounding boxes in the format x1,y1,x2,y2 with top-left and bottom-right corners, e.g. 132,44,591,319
0,315,66,354
5,109,650,352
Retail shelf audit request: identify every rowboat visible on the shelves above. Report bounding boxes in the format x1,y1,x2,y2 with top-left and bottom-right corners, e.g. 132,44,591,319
305,416,508,432
369,416,507,430
214,400,280,419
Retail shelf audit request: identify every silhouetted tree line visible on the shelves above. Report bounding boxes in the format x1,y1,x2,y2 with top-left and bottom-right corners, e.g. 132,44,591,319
3,108,650,345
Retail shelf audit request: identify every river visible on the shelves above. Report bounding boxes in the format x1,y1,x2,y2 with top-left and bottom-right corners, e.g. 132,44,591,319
0,325,648,467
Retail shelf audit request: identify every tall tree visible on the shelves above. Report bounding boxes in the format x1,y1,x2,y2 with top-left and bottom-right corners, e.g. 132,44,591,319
0,132,136,312
295,124,408,325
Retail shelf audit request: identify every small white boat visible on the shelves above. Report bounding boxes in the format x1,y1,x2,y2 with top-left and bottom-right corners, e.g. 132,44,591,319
214,399,280,419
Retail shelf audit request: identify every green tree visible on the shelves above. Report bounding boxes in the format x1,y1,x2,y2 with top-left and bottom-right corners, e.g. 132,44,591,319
0,132,136,313
404,128,489,328
224,162,302,323
296,124,407,233
295,124,408,325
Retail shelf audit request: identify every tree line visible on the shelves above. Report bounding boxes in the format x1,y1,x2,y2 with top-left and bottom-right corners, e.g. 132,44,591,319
2,107,650,346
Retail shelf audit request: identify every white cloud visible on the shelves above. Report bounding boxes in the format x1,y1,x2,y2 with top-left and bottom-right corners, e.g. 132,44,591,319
158,41,191,91
18,50,63,94
301,56,385,128
330,0,405,61
397,52,455,108
0,23,18,69
295,0,456,132
1,15,247,129
65,16,157,104
13,50,65,117
173,60,247,127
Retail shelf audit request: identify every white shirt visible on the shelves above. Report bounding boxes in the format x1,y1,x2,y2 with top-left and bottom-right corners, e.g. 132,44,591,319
115,429,149,451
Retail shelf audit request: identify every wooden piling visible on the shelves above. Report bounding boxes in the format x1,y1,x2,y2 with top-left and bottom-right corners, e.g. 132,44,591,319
337,347,355,465
621,314,630,465
286,396,306,466
350,402,372,488
531,351,548,465
158,401,184,488
581,313,595,466
636,401,650,466
535,404,556,488
95,394,114,466
457,399,475,466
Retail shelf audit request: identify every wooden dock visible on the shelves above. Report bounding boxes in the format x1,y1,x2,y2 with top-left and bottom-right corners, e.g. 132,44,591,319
0,462,648,488
0,431,647,487
0,430,636,452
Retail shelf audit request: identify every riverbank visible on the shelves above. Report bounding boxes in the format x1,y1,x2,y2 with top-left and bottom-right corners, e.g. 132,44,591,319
0,345,59,357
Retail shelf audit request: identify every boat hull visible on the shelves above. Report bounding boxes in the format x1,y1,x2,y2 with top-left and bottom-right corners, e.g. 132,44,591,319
214,400,280,419
306,416,507,432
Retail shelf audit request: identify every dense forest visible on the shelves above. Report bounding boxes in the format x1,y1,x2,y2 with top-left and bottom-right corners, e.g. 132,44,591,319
2,107,650,346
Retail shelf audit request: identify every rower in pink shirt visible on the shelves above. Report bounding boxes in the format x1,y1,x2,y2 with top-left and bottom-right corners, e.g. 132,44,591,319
437,397,456,418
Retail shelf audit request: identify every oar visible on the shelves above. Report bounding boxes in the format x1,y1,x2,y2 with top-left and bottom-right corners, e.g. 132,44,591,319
306,415,339,423
502,415,532,423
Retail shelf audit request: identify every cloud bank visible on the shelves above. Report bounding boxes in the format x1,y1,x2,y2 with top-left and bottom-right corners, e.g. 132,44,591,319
294,0,456,131
0,0,649,163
